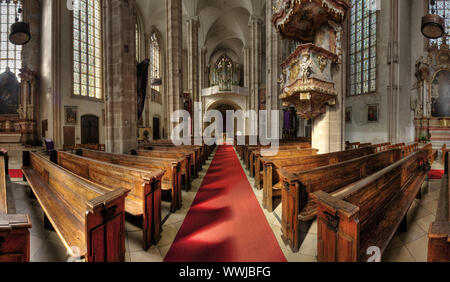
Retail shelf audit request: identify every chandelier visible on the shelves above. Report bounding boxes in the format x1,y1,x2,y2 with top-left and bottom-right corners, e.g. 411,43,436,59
422,0,446,39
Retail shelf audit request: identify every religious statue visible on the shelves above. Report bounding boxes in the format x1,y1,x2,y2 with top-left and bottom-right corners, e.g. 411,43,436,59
278,74,285,91
299,52,313,82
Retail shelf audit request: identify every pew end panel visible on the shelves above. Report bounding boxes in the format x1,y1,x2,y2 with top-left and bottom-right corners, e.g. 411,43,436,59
314,151,430,262
0,214,32,262
428,222,450,262
314,191,360,262
56,150,166,250
22,151,129,262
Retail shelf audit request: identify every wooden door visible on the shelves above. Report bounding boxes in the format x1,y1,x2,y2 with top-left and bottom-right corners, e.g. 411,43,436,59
63,127,75,150
81,115,99,144
153,117,160,140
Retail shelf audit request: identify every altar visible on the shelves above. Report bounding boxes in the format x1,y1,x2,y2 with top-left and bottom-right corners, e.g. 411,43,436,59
413,40,450,149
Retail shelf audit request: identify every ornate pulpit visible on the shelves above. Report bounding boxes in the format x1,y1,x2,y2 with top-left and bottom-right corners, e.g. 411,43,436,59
273,0,350,119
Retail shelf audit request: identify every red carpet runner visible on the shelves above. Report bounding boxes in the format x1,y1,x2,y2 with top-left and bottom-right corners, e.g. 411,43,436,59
164,146,286,262
429,170,444,180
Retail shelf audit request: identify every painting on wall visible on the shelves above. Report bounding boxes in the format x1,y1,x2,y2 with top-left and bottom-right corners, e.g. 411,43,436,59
138,127,152,142
65,106,78,125
0,69,19,115
345,107,352,124
368,104,379,123
431,70,450,118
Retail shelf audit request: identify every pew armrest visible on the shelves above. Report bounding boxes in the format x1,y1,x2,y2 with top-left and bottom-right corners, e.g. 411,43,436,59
429,222,450,241
0,214,32,232
313,191,359,220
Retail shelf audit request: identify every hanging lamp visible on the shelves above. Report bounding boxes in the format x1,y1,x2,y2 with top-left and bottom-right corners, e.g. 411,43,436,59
422,0,446,39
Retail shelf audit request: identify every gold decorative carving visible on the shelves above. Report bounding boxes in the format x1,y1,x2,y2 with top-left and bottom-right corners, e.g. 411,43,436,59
318,55,328,73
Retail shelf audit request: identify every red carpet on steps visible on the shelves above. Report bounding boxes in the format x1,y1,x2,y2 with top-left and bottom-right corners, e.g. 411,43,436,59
429,170,444,180
164,145,286,262
8,169,23,179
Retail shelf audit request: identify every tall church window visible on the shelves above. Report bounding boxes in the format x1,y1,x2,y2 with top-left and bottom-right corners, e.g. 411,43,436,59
429,0,449,47
0,0,22,78
348,0,377,96
149,32,160,93
73,0,103,99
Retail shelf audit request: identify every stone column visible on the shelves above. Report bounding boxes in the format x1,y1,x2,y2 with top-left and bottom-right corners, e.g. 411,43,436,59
312,44,346,153
200,47,207,89
166,0,183,136
22,0,41,72
104,0,137,153
187,17,200,103
266,2,283,137
249,16,263,114
243,46,251,89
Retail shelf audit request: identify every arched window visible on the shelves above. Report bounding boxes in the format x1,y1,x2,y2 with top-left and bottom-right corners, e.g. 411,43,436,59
0,0,22,78
348,0,377,96
73,0,103,99
429,0,449,47
149,32,160,92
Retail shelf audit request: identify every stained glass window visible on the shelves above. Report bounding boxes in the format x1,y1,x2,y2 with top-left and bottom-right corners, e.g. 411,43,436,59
348,0,377,96
0,0,22,79
149,33,160,92
73,0,103,99
429,0,450,47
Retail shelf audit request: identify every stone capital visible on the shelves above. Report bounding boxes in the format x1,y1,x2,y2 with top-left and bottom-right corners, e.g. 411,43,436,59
248,15,264,27
186,16,200,26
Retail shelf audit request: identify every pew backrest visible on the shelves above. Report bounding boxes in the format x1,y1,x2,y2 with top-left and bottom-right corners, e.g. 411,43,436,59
280,148,402,196
78,149,180,183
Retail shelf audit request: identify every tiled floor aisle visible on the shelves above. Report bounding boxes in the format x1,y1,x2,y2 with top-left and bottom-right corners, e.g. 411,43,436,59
6,146,442,262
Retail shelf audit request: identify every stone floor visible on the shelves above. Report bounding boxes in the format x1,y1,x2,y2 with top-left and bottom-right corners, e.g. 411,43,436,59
4,145,444,262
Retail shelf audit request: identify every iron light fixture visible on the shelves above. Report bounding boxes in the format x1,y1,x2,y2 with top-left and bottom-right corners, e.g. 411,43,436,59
9,6,31,45
422,0,446,39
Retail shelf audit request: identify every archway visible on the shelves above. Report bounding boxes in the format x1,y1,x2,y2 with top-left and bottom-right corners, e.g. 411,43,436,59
206,100,244,141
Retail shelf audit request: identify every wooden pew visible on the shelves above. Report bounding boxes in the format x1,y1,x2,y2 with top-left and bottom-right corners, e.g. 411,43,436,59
131,149,192,191
358,142,372,148
442,144,450,166
279,148,402,252
253,148,319,190
52,150,165,250
314,147,431,262
345,142,360,150
0,149,8,175
243,142,311,171
247,143,313,177
22,151,128,262
428,152,450,262
261,146,377,213
0,155,32,262
74,144,106,152
76,149,183,212
144,146,200,178
375,142,391,152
